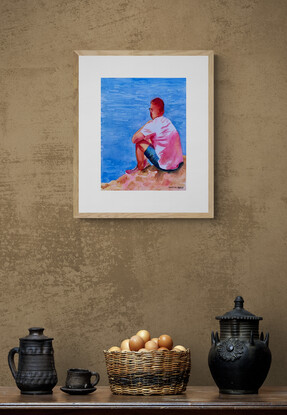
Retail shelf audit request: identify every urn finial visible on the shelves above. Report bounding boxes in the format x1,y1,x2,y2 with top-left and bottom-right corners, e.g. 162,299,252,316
234,296,244,309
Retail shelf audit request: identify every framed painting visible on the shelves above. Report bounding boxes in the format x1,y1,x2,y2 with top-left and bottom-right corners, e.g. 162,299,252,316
74,50,214,218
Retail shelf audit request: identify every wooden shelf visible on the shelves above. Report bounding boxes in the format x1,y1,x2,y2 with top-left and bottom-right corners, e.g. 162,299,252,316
0,386,286,414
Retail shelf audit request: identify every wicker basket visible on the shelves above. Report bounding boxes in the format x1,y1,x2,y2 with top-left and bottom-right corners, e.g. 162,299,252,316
104,349,191,395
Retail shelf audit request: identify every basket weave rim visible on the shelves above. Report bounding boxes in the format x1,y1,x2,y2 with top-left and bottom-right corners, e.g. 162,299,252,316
103,348,190,354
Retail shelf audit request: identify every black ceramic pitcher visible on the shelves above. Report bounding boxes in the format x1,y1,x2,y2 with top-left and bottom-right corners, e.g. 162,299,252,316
8,327,58,394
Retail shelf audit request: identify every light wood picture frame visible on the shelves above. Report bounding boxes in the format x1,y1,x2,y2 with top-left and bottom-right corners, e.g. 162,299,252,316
74,50,214,218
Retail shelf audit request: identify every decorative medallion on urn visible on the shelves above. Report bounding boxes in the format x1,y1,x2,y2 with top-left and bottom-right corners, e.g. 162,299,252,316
208,296,271,394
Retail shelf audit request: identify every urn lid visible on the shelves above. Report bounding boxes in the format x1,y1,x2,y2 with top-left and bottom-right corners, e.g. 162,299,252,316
216,296,263,321
20,327,53,341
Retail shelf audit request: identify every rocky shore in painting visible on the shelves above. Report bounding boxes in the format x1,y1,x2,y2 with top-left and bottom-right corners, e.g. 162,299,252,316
101,156,186,191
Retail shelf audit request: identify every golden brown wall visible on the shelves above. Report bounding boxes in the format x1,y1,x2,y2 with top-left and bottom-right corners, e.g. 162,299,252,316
1,0,287,387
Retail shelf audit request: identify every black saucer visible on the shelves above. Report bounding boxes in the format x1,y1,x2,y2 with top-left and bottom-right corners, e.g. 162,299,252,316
60,386,97,395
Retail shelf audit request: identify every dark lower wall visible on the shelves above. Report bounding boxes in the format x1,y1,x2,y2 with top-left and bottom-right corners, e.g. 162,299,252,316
1,0,287,387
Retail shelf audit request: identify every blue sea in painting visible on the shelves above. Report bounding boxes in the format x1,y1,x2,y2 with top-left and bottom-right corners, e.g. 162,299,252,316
101,78,186,183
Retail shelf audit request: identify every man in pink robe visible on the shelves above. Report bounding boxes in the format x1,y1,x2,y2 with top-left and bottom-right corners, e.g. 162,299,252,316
126,98,184,174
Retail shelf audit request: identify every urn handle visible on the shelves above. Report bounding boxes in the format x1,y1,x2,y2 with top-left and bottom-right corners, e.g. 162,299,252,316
8,347,20,379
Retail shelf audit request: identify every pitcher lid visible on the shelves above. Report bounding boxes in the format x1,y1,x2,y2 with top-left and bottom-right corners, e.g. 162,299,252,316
216,296,263,321
20,327,53,341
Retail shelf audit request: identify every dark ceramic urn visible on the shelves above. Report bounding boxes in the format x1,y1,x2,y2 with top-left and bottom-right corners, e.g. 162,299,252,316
8,327,58,395
208,296,271,394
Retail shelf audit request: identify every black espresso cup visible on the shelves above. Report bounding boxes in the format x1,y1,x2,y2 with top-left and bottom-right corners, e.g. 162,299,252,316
65,368,100,389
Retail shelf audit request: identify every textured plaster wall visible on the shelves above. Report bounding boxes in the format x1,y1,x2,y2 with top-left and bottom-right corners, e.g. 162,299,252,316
1,0,287,387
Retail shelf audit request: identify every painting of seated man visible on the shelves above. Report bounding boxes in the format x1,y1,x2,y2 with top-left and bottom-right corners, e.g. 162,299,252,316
101,78,186,191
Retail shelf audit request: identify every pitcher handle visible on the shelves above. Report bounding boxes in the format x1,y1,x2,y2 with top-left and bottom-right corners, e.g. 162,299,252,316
8,347,20,379
90,371,100,387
